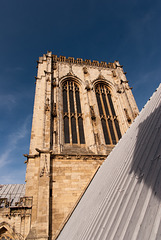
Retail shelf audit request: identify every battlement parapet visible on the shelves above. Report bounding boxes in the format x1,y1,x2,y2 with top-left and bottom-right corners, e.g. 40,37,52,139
52,54,119,69
37,52,122,69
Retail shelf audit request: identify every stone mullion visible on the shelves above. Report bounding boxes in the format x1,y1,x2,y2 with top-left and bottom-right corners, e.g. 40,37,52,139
105,88,119,143
92,88,105,147
110,94,119,143
57,85,61,153
52,68,57,148
113,117,119,142
67,81,72,144
95,88,106,146
74,85,80,144
53,84,57,146
100,85,112,145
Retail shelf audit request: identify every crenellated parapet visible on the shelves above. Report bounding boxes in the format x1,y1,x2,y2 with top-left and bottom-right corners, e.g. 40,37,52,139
52,55,119,68
36,51,122,69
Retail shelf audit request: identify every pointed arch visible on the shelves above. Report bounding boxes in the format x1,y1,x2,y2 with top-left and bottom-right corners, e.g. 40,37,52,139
0,222,22,240
92,78,114,92
59,73,83,87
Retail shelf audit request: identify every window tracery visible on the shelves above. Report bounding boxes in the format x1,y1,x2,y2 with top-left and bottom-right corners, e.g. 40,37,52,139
95,83,122,145
0,235,13,240
62,80,85,144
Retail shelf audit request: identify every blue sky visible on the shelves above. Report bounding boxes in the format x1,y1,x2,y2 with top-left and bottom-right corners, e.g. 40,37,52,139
0,0,160,184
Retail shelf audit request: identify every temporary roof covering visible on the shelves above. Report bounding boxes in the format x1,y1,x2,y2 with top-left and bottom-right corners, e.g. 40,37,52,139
57,84,161,240
0,184,25,206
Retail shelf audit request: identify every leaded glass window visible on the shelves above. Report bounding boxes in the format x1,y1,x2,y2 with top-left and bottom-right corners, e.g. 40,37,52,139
95,84,122,145
62,80,85,144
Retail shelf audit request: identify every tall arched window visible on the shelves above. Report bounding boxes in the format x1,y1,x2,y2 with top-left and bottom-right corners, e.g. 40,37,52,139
95,83,121,145
62,80,85,144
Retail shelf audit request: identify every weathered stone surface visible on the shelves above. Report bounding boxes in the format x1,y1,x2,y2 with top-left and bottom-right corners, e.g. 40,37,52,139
0,52,139,240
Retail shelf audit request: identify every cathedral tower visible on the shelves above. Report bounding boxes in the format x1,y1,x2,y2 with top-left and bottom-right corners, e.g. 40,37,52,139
25,51,138,239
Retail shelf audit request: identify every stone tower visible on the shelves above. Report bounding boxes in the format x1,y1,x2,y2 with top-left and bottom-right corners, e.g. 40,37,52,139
25,51,138,239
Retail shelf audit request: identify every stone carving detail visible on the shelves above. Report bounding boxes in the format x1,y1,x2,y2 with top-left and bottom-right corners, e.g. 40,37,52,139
120,79,128,84
15,197,33,208
85,80,90,91
67,71,74,76
90,106,96,120
44,70,52,75
116,84,123,93
0,197,32,208
97,72,105,80
83,67,88,74
53,62,57,70
0,198,9,207
52,77,57,87
40,155,50,177
45,98,50,111
94,133,100,145
52,103,57,117
134,111,138,118
125,85,130,90
124,108,131,123
112,70,116,77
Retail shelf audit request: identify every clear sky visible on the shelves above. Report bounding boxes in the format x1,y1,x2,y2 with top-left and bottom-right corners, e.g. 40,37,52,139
0,0,160,184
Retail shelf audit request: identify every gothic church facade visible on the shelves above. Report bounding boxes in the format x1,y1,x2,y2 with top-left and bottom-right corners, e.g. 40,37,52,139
0,52,138,240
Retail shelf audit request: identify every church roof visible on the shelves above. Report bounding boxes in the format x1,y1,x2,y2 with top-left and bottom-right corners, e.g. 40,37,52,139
57,84,161,240
0,184,25,207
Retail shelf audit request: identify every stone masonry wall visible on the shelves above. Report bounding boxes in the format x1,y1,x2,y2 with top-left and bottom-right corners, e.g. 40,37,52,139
51,157,104,239
0,208,31,239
